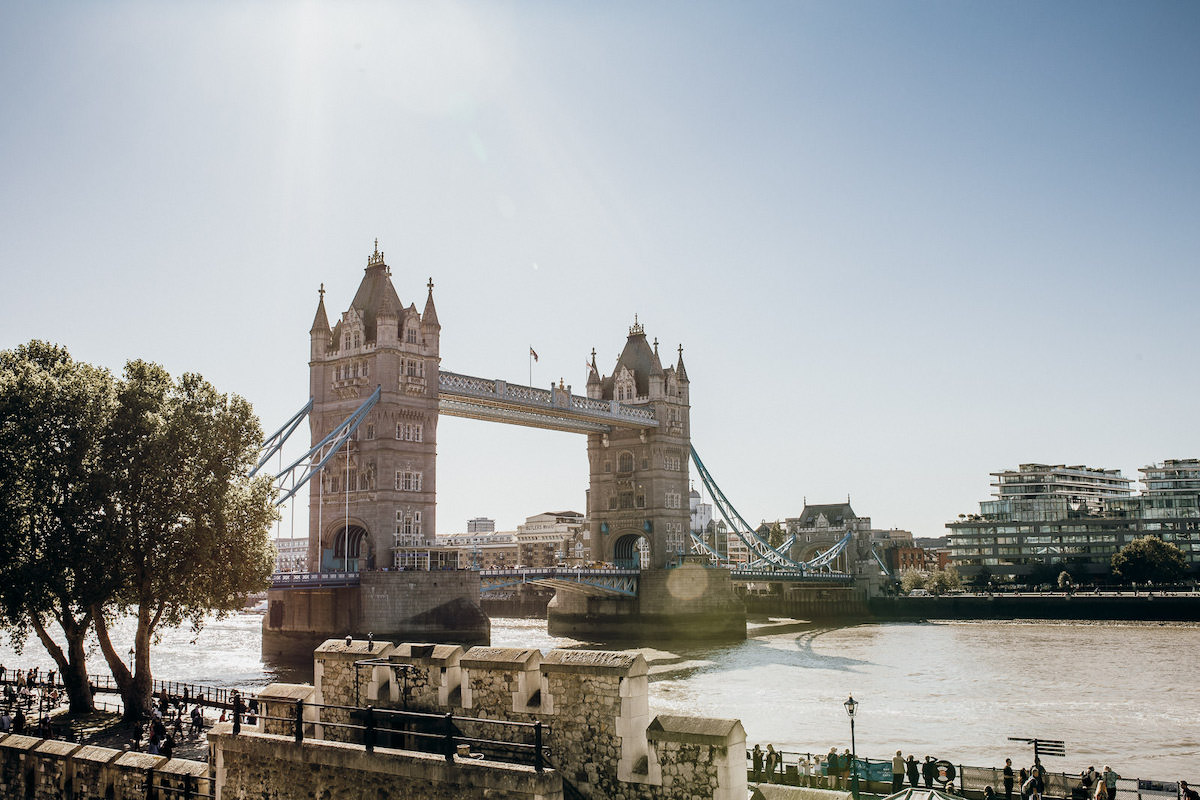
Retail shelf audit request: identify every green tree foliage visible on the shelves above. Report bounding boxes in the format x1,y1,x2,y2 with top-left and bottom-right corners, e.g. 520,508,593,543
900,568,926,593
767,521,786,550
928,568,962,595
1111,536,1188,585
1057,570,1072,590
0,342,119,712
0,343,276,720
90,360,277,718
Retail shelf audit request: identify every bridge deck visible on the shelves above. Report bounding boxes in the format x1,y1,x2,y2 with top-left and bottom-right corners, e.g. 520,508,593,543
439,371,659,434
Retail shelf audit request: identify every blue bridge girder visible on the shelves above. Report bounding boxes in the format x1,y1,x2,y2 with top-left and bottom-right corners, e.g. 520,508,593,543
479,567,640,598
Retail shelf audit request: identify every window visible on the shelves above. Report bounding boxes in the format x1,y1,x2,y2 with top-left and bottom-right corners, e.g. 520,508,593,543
395,471,423,492
620,492,634,510
406,327,418,344
609,495,618,510
396,422,423,442
604,461,611,473
353,332,361,348
636,494,645,509
618,452,634,472
365,423,375,440
666,491,681,509
664,454,682,471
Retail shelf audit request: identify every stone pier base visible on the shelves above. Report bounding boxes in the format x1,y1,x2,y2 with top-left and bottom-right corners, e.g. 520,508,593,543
547,563,746,642
262,571,490,662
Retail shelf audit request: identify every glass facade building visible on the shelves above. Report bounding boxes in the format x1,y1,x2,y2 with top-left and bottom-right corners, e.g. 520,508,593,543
947,461,1200,580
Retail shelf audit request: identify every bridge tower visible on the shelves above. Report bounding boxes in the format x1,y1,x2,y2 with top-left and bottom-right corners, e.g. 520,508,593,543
306,242,441,572
585,318,691,569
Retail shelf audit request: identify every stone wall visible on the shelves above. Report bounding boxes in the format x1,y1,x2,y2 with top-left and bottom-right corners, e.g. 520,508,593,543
211,724,562,800
0,733,212,799
312,639,747,800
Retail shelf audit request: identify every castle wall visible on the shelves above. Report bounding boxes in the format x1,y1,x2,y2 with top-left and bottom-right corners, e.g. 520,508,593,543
0,735,211,800
303,638,747,800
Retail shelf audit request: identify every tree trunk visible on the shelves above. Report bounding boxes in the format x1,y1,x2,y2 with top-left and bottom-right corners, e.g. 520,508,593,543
30,614,95,715
92,607,153,721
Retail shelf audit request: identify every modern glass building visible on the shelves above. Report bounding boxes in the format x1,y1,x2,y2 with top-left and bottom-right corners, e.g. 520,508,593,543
947,461,1200,581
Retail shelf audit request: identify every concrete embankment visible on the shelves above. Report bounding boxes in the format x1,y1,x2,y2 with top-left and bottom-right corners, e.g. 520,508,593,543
868,593,1200,621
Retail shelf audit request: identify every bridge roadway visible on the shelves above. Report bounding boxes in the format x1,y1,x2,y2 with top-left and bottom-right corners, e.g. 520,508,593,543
268,566,853,597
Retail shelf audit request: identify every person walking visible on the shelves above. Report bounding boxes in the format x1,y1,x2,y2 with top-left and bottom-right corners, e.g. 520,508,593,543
828,747,841,790
893,750,906,792
1004,759,1015,800
766,745,779,784
752,744,763,784
842,748,852,790
908,755,920,788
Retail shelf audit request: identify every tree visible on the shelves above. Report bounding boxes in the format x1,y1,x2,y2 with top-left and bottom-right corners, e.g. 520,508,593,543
89,360,277,719
767,521,786,551
900,568,926,593
0,342,123,713
1111,536,1188,585
1057,570,1072,590
928,568,962,595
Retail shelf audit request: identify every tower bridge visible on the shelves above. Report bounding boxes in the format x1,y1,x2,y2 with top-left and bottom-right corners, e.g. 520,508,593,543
262,242,864,656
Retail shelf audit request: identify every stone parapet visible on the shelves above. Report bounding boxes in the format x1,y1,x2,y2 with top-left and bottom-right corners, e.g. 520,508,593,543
460,647,543,716
210,727,563,800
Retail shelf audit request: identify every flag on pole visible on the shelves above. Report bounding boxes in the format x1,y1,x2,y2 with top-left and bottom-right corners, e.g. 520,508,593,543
529,347,539,362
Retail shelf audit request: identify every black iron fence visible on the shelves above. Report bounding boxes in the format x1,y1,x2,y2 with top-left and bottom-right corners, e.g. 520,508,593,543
243,699,549,772
746,748,1197,800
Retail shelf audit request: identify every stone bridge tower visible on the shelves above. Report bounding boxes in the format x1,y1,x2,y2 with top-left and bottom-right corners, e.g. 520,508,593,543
306,242,441,571
585,319,691,569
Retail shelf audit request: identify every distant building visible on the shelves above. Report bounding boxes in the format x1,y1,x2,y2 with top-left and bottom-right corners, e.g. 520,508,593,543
991,463,1132,514
947,460,1200,581
274,538,309,573
516,511,586,567
467,517,496,533
689,488,713,535
436,530,517,569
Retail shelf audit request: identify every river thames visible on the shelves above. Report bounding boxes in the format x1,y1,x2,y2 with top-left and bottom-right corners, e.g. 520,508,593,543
3,616,1196,780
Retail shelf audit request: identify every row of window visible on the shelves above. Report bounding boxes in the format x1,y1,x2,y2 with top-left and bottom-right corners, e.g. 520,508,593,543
602,452,684,473
396,471,423,492
334,361,369,382
396,509,423,538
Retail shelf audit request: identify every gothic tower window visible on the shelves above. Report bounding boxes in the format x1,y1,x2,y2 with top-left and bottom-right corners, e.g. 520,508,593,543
618,452,634,473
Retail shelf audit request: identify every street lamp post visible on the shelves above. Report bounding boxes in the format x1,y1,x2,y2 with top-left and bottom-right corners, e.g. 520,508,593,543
844,695,859,800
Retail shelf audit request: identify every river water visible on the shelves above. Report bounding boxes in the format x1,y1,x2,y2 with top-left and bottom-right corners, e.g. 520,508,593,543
3,616,1196,779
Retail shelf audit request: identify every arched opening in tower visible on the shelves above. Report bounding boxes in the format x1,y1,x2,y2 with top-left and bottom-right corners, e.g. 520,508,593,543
330,525,369,571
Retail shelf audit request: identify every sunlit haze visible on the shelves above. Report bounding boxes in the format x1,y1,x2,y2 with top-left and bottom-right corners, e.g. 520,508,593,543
2,3,1197,540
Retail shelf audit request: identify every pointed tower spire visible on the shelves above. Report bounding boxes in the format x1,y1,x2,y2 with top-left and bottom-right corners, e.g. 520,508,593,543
310,283,330,334
422,276,440,329
675,343,689,382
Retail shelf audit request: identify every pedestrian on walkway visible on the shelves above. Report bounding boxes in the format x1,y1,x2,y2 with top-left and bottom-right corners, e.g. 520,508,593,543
1103,766,1120,800
828,748,841,790
1004,758,1015,800
766,744,779,784
908,755,920,788
1180,781,1199,800
923,756,937,789
894,750,906,792
752,744,763,784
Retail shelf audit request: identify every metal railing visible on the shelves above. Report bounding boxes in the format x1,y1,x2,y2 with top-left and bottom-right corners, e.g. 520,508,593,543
242,699,549,772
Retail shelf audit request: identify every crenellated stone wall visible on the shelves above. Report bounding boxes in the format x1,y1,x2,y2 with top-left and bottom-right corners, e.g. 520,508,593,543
0,733,212,800
308,638,747,800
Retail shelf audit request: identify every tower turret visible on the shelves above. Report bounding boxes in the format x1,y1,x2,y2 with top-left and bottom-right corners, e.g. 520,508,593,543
310,284,331,360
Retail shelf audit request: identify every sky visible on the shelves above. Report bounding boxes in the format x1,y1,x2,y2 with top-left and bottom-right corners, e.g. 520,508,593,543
2,2,1198,540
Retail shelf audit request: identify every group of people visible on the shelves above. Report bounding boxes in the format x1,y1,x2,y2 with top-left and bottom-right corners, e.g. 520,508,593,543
750,743,872,787
993,758,1122,800
892,751,952,790
1,664,64,738
137,689,212,757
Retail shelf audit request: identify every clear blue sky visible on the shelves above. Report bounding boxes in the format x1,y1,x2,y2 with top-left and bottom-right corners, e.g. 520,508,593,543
2,2,1198,539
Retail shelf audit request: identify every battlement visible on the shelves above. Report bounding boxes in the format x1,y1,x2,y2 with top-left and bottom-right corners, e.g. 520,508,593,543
240,638,746,800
